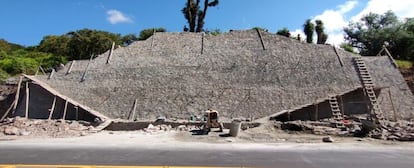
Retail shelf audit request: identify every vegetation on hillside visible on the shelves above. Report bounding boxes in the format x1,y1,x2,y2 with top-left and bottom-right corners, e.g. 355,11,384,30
344,11,414,60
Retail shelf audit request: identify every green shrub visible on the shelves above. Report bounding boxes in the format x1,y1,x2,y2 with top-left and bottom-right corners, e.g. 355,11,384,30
395,60,413,69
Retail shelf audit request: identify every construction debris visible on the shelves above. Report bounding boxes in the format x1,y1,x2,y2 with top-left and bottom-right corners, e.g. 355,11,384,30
322,136,335,143
0,117,95,139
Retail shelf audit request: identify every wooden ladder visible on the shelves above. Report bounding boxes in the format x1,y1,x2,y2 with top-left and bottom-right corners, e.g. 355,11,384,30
353,57,385,125
329,96,345,128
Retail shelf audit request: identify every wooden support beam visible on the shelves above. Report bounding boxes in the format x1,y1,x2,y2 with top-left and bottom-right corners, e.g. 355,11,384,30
81,54,94,82
151,30,156,48
48,69,55,80
1,101,15,121
12,76,23,114
66,61,75,75
333,46,344,67
106,42,115,64
62,99,69,120
129,99,138,121
315,104,319,121
339,96,344,115
201,33,205,55
62,99,68,120
388,88,397,121
25,82,29,119
75,106,79,121
255,28,266,50
39,66,46,75
48,96,57,120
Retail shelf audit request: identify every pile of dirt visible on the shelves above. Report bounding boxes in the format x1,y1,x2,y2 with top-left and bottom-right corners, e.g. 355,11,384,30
0,117,94,139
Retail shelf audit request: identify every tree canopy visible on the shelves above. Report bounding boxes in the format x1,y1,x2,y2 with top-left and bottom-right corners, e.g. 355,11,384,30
344,10,414,60
36,29,140,60
138,28,166,40
276,28,291,37
182,0,219,32
303,19,315,43
315,20,328,44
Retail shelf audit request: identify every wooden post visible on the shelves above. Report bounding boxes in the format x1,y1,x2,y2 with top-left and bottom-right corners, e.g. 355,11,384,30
25,82,29,119
339,96,344,115
81,54,94,82
48,69,55,80
151,29,156,48
75,106,79,121
12,76,23,114
1,101,15,121
106,42,115,64
315,104,319,121
388,88,397,121
39,66,46,75
62,99,68,120
255,28,266,50
130,99,138,121
287,111,291,121
48,96,57,120
66,61,75,75
201,33,205,55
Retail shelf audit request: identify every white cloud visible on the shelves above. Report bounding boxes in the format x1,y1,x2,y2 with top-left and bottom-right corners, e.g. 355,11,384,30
352,0,414,21
290,29,305,42
306,0,414,46
107,9,133,24
312,0,358,46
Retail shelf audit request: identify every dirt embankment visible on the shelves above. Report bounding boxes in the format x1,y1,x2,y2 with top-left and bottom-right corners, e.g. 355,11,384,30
400,67,414,95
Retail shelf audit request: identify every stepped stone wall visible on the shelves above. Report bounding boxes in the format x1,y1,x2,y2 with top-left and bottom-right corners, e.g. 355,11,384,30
32,30,414,121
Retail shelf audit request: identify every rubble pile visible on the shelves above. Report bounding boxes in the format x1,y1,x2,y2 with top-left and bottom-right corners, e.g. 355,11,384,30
278,119,414,141
0,117,94,138
370,122,414,141
142,124,199,133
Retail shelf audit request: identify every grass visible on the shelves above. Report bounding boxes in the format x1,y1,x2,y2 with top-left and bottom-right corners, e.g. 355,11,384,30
395,60,413,69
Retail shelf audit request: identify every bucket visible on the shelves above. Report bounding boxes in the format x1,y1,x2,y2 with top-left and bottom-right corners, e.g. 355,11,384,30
229,120,242,137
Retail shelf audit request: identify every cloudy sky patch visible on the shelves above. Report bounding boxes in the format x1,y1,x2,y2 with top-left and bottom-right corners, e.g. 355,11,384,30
107,9,133,24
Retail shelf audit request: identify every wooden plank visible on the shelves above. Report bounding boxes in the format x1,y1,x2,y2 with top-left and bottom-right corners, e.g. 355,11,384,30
81,54,94,82
62,99,68,120
255,28,266,50
388,88,397,121
1,101,15,121
12,76,23,114
333,46,344,67
48,69,55,80
201,33,205,54
66,61,75,74
48,96,57,120
39,66,46,75
129,99,138,121
25,82,29,119
106,42,115,64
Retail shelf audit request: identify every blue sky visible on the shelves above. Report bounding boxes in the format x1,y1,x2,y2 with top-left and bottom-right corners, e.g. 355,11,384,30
1,0,414,46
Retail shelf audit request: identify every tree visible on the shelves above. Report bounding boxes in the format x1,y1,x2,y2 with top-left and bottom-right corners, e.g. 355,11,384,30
303,19,315,43
65,29,122,60
121,34,139,46
182,0,219,32
276,28,291,37
343,11,414,59
315,20,328,44
37,35,71,57
138,28,166,41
